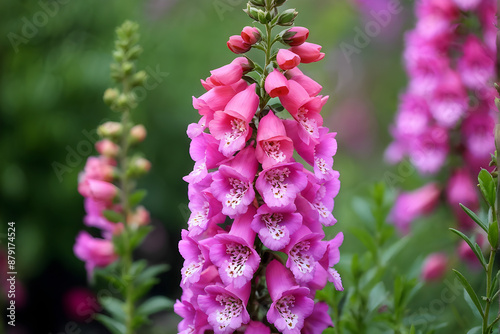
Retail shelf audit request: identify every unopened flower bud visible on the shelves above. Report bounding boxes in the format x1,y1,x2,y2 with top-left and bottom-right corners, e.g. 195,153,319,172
245,3,261,21
130,124,147,142
131,70,147,87
98,122,123,138
112,50,124,62
257,10,268,24
227,35,251,54
241,26,261,45
127,157,151,177
249,0,265,6
277,8,298,26
128,206,151,228
495,97,500,111
122,61,133,75
117,93,130,109
95,139,120,157
103,88,119,106
283,27,309,46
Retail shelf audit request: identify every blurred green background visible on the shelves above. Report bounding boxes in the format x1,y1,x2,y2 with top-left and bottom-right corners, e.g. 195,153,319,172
0,0,481,332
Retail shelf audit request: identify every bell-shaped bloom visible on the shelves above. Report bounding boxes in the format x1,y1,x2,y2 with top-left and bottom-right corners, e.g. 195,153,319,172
83,197,115,231
289,43,325,63
245,321,271,334
283,27,309,46
208,59,245,87
79,179,118,201
452,0,481,11
241,26,261,44
461,109,495,172
187,190,225,237
458,35,495,90
389,183,441,233
251,203,302,251
446,168,479,230
74,231,118,279
209,209,261,288
182,265,223,306
209,84,259,156
302,174,340,227
82,156,115,181
256,111,294,169
277,49,301,70
319,232,344,291
174,299,211,334
284,225,326,284
286,67,322,97
408,125,449,175
266,260,314,334
429,70,468,128
302,302,333,334
227,35,251,54
265,69,289,98
393,93,431,137
95,139,119,157
210,146,258,217
193,86,240,123
421,253,448,282
179,230,210,287
280,81,326,144
198,283,251,334
256,162,308,208
189,133,227,168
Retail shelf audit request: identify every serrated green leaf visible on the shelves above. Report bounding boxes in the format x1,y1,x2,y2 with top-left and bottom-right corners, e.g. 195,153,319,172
137,296,174,316
460,204,488,232
99,296,126,322
128,189,147,207
488,219,499,248
452,269,484,318
95,314,126,334
450,228,486,269
103,210,125,223
478,169,496,208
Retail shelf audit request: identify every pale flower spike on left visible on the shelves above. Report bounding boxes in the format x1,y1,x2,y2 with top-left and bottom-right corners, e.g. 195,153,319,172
73,21,172,334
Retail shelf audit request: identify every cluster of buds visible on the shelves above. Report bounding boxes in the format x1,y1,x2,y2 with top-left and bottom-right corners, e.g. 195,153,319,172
386,0,498,233
176,1,342,333
74,22,151,279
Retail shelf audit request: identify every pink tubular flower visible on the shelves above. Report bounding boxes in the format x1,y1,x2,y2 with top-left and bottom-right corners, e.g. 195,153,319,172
209,209,261,288
277,49,301,70
320,232,344,291
458,35,495,90
461,109,495,172
256,111,294,169
245,321,271,334
302,302,333,334
256,162,308,208
289,42,325,63
286,67,322,97
210,146,258,217
266,260,314,334
209,58,245,87
80,179,118,201
186,190,225,237
446,168,479,230
421,253,448,282
251,203,302,251
389,183,441,233
241,26,261,44
83,197,115,231
74,231,118,278
283,27,309,46
174,299,211,334
209,84,259,156
265,69,289,98
193,86,241,124
198,283,251,334
227,35,251,54
393,93,431,137
179,230,210,287
451,0,481,11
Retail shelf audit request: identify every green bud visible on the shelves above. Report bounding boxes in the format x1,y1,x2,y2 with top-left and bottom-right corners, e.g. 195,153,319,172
273,0,287,6
117,93,129,109
98,122,123,138
245,3,260,21
127,45,143,61
257,10,268,24
103,88,119,106
122,62,133,75
277,8,298,26
131,71,148,87
249,0,265,6
113,50,124,62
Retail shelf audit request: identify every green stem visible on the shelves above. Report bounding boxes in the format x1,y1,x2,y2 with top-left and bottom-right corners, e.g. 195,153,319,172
484,248,496,334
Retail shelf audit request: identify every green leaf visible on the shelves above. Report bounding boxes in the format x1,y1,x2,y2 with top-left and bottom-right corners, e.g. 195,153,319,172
133,278,159,301
367,282,386,313
269,103,284,112
452,269,484,318
381,236,409,265
137,296,174,316
478,169,496,208
112,234,126,257
128,189,147,207
460,204,488,232
463,289,482,320
99,296,126,322
467,326,482,334
95,314,126,334
449,228,486,269
349,227,378,258
488,219,499,248
135,264,170,284
103,210,125,223
130,225,154,249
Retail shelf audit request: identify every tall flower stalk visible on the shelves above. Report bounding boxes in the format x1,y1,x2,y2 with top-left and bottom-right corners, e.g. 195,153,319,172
74,21,171,334
177,0,342,332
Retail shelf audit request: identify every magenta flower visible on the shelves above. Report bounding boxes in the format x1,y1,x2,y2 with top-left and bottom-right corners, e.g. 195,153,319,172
461,109,495,172
266,260,314,334
251,203,302,251
302,302,334,334
174,299,211,334
451,0,481,11
209,84,259,156
227,35,251,54
319,232,344,291
408,125,449,175
446,168,479,230
289,42,325,63
198,283,251,334
241,26,261,45
209,209,261,288
256,111,294,169
209,58,245,87
73,231,118,279
421,253,448,282
301,174,340,227
283,27,309,46
186,191,225,237
429,70,468,128
277,49,301,70
192,86,240,124
245,321,271,334
179,230,211,287
265,69,289,98
256,162,307,208
458,35,495,90
286,67,322,97
211,145,257,217
393,93,431,137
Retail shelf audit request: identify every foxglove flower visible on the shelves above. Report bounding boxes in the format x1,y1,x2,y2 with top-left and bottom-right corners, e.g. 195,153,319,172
74,231,118,279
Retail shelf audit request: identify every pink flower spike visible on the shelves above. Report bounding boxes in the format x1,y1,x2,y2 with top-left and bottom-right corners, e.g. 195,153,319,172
421,253,448,282
429,70,468,128
256,162,308,208
241,26,261,45
256,111,294,169
265,69,289,98
284,27,310,46
179,230,208,287
210,208,261,288
458,35,495,90
73,231,118,279
289,42,325,63
95,139,119,157
251,203,302,251
198,283,251,334
451,0,481,11
409,125,449,175
446,168,479,230
389,183,441,233
277,49,301,70
227,35,251,54
266,260,314,334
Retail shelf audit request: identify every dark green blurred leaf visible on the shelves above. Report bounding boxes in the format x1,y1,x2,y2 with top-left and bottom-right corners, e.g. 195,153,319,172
130,225,153,249
100,296,126,322
137,296,174,316
128,189,147,207
452,269,484,318
349,226,378,258
95,314,126,334
478,169,495,208
103,210,125,223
